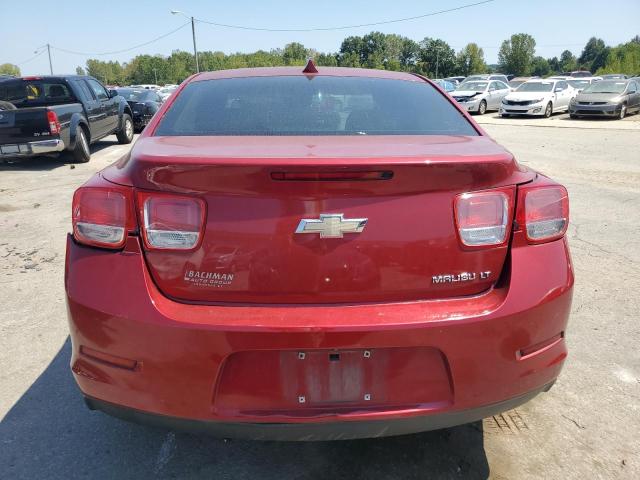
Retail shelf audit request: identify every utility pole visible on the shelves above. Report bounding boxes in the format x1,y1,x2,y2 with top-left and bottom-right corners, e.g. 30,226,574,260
171,11,199,73
435,47,440,79
47,43,53,75
153,68,158,85
190,16,199,73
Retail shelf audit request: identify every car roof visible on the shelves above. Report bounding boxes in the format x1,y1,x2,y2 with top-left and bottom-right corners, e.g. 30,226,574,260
191,67,423,83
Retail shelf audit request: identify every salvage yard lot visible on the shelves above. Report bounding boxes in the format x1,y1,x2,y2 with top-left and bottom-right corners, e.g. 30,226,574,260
1,119,639,479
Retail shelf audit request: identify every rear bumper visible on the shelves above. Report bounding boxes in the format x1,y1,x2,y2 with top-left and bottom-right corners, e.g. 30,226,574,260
65,235,573,439
0,138,65,157
85,381,554,441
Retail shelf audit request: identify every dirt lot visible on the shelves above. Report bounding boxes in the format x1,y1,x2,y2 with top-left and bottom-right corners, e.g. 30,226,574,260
1,118,639,479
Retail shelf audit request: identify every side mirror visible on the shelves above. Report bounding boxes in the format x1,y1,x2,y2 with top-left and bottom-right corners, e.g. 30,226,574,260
109,89,119,98
554,87,563,93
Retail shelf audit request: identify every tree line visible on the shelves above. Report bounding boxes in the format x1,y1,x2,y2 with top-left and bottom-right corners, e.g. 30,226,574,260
2,33,639,85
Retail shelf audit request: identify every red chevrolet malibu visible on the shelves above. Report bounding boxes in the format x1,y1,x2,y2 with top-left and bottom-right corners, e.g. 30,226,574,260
65,64,573,440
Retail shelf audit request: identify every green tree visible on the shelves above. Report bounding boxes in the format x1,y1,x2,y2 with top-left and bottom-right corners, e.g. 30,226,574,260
531,56,551,77
578,37,609,73
316,53,338,67
547,56,560,74
0,63,20,76
498,33,536,75
75,66,86,76
418,38,456,77
559,50,578,72
596,40,640,75
282,42,308,65
456,43,486,76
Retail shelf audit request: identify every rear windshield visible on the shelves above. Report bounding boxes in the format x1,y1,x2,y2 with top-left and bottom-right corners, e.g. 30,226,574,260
0,80,76,107
154,76,478,136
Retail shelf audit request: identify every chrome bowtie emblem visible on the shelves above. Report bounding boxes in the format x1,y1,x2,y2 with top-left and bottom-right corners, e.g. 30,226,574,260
295,214,368,238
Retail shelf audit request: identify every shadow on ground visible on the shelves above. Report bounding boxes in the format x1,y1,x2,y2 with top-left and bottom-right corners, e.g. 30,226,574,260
0,138,121,172
0,339,490,480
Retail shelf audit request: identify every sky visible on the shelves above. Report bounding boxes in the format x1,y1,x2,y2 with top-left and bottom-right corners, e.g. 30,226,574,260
2,0,639,76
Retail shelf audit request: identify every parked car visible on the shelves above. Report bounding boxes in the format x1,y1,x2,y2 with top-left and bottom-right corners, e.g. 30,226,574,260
444,76,465,86
569,71,592,78
500,79,576,118
463,74,510,85
116,88,163,131
66,64,573,440
508,77,537,89
0,75,133,162
600,74,627,80
569,79,640,119
452,79,511,114
129,84,160,90
158,85,178,101
433,79,456,92
567,77,599,92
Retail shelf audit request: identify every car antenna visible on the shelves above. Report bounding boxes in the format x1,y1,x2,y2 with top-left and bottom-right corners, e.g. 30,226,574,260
303,58,318,74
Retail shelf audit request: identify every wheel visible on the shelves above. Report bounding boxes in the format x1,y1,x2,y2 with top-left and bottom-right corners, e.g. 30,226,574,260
478,100,487,115
116,114,134,144
618,104,626,120
569,113,578,119
71,127,90,163
544,102,552,118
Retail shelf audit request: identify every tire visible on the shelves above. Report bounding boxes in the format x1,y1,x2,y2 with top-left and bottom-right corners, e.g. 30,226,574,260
71,126,90,163
544,102,553,118
478,100,487,115
116,114,134,144
569,113,578,119
618,104,626,120
500,113,510,118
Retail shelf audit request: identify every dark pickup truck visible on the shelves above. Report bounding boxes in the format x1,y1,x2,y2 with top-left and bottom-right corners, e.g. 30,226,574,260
0,75,134,162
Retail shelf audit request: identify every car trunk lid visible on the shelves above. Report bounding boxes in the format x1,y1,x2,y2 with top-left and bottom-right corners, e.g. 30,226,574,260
104,135,534,304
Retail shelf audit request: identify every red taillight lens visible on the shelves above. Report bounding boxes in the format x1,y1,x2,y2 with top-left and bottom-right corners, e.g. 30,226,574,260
519,185,569,243
72,187,134,249
138,192,205,250
455,189,512,247
47,110,60,134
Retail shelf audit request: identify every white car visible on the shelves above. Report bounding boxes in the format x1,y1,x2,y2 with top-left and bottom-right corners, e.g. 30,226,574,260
158,86,178,101
451,79,511,114
500,79,576,118
567,77,602,92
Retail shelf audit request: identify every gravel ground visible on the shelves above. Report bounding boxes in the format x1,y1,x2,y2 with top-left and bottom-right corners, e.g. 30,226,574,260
1,120,638,479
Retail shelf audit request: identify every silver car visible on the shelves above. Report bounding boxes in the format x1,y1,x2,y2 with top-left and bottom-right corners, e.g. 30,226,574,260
451,80,511,114
569,79,640,119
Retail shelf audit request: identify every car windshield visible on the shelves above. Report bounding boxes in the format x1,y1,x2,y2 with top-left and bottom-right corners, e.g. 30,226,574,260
456,81,487,91
516,82,554,92
116,89,149,101
582,81,627,94
154,76,478,136
568,80,590,88
0,79,75,106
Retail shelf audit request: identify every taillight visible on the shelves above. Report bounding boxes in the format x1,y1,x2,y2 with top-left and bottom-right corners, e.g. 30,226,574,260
72,186,135,249
47,110,60,135
518,185,569,243
455,189,513,247
137,192,205,250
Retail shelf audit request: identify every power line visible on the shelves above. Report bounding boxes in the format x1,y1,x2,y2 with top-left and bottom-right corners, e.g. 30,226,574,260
50,22,190,56
16,49,46,66
196,0,497,32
